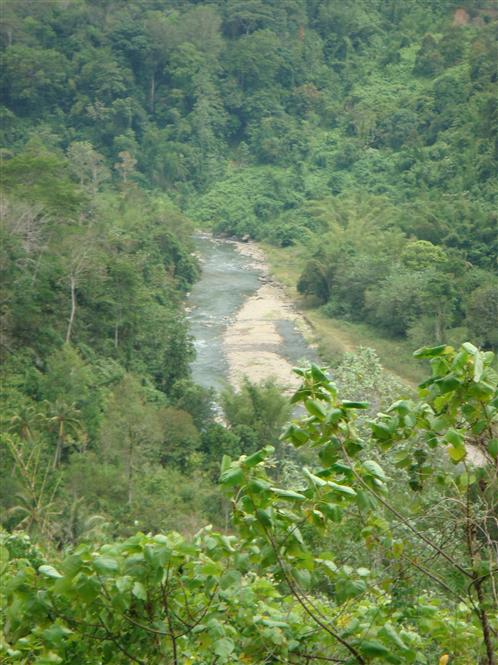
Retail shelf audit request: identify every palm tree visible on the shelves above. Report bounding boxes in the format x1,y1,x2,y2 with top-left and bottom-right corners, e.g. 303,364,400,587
7,404,46,441
47,399,83,468
8,489,59,539
4,435,61,540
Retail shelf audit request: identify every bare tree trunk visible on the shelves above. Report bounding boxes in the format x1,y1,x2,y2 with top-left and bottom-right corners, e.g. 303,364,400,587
31,243,48,287
91,164,99,198
466,487,497,665
475,577,497,665
149,72,155,114
114,323,119,349
66,275,77,343
53,437,62,469
127,462,133,505
434,304,445,343
127,428,134,506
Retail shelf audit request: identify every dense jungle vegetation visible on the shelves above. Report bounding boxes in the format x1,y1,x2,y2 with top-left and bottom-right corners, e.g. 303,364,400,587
1,1,497,663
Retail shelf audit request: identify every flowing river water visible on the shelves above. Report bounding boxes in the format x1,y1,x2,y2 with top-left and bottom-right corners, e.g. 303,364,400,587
186,233,318,393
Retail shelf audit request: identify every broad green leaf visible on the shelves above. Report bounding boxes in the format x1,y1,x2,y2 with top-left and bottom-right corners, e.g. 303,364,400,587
270,487,306,501
342,400,369,409
473,353,484,382
33,654,63,664
240,495,255,513
371,421,392,441
132,581,147,601
431,414,451,432
414,344,448,358
220,455,232,473
341,618,360,637
261,618,289,628
214,637,235,658
116,576,132,593
244,446,274,468
39,565,63,579
319,441,339,465
220,570,241,590
336,578,366,601
248,479,272,493
326,481,356,496
292,568,311,588
473,381,495,398
0,544,9,573
255,509,272,529
220,466,243,487
483,351,495,364
488,438,498,459
452,350,469,370
153,534,169,544
42,624,73,645
434,374,460,394
418,376,437,389
75,575,100,602
448,444,466,463
387,400,412,415
381,623,409,651
317,558,338,575
444,429,464,447
207,618,225,638
305,399,326,419
200,559,223,576
284,425,309,446
356,489,374,510
363,460,386,480
310,364,329,382
94,557,118,574
289,526,304,545
324,408,343,424
344,438,364,455
444,430,466,464
220,535,236,552
304,468,327,487
290,388,311,404
326,462,352,476
359,640,392,657
320,503,342,522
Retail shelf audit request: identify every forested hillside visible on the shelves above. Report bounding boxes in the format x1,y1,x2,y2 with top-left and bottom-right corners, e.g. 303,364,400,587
1,1,497,663
2,0,497,349
2,0,498,346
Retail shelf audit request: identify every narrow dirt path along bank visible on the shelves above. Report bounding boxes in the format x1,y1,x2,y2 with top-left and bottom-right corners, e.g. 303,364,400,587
224,241,318,391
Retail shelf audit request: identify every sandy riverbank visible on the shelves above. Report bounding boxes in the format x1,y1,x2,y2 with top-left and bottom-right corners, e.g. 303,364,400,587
223,240,316,391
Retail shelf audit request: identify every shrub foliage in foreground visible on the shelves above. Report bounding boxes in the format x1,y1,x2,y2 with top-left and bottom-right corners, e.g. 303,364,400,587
1,343,497,664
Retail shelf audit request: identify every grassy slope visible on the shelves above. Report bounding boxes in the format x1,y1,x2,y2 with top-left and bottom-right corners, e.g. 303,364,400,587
261,243,427,386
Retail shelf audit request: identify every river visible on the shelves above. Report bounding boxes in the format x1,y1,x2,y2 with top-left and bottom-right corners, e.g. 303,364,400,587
186,233,318,393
